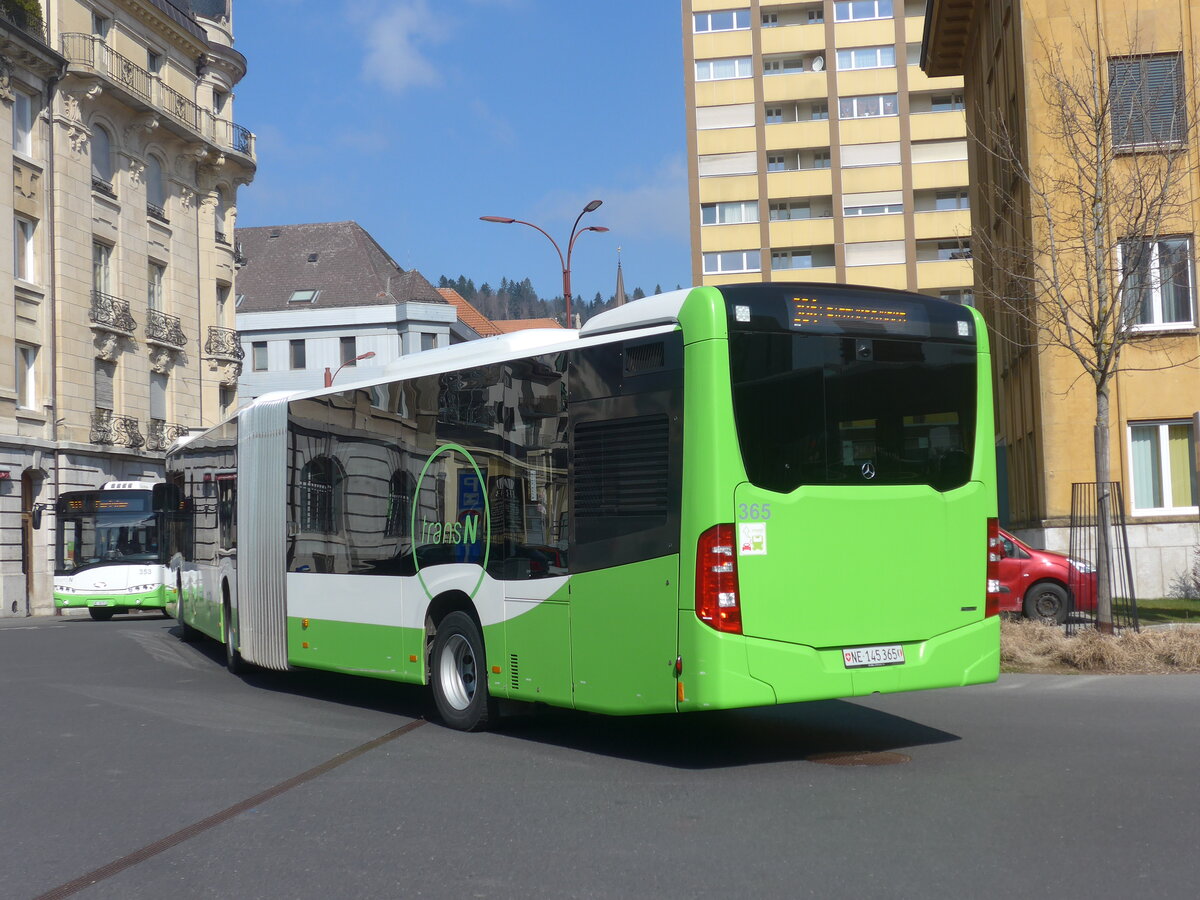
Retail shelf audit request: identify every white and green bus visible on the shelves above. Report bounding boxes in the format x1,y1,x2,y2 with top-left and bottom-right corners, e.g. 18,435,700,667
167,283,1000,729
54,481,190,620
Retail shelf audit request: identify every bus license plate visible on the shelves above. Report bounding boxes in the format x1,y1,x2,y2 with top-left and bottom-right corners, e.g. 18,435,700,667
842,645,905,668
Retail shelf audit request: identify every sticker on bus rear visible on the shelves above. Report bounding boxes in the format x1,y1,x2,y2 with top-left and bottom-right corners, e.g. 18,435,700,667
739,523,767,556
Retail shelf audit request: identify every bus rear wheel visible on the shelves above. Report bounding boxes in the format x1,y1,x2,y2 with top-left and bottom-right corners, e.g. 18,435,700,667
88,608,115,621
431,611,494,731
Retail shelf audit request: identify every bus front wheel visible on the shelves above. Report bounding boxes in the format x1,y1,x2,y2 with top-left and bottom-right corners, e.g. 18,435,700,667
431,611,494,731
88,608,115,621
223,598,244,674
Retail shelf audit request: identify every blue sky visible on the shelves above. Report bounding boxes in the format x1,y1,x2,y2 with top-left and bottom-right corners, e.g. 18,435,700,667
233,0,692,304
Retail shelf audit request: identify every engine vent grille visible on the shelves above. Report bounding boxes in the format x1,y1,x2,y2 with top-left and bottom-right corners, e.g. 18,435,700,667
509,653,520,691
574,415,670,519
624,341,665,374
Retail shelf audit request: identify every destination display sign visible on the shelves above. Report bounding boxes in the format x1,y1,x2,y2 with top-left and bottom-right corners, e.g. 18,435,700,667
789,295,929,337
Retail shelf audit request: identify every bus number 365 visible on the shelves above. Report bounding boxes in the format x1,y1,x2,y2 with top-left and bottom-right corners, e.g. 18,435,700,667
737,503,771,521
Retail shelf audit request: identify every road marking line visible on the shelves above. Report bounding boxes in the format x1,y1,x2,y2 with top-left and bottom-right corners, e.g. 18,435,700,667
33,718,427,900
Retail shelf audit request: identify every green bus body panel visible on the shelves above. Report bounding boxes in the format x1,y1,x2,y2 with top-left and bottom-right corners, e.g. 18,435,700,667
734,481,991,648
499,599,572,706
54,586,169,610
286,618,423,683
568,555,680,715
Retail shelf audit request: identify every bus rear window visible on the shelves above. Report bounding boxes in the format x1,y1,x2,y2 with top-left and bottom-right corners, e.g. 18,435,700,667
729,332,976,492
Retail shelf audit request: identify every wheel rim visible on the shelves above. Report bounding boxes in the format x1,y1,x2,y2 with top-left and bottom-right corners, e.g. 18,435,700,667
439,633,477,711
1034,591,1061,619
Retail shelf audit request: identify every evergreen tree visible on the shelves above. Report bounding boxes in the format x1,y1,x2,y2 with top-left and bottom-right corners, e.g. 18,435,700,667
654,284,663,294
632,287,646,301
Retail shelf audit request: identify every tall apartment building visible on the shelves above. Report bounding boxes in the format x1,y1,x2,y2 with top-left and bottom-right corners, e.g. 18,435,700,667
0,0,255,616
683,0,973,300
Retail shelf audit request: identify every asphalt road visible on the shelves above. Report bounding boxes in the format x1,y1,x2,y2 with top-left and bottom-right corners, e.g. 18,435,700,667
3,613,1199,899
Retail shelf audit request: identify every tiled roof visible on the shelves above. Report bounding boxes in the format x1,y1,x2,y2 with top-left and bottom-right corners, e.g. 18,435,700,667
234,222,445,313
436,288,502,336
492,318,565,333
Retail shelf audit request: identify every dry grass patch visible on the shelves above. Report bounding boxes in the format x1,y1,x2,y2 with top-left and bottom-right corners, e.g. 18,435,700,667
1001,618,1200,674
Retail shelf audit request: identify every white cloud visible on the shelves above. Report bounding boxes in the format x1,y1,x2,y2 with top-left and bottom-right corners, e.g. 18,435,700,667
353,1,450,94
534,156,690,241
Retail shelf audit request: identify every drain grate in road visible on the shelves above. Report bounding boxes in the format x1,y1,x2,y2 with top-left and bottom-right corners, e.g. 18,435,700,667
805,750,911,766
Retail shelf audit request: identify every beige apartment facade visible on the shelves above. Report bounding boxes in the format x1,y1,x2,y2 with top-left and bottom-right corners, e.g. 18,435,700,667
925,0,1200,596
0,0,254,616
683,0,974,299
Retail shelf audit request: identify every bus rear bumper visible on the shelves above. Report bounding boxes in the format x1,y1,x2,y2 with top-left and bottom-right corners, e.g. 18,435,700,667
748,616,1000,703
678,614,999,711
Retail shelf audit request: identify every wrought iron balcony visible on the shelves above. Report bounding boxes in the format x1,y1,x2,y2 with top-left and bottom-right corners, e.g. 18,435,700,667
61,33,256,161
205,325,245,360
89,291,136,335
0,5,47,43
146,420,189,452
90,410,145,449
146,309,187,348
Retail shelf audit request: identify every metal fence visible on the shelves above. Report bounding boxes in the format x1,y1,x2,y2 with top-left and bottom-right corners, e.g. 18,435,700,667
1067,482,1140,634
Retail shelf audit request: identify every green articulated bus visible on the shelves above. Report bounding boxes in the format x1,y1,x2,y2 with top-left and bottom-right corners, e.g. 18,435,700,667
54,481,191,620
166,283,1000,730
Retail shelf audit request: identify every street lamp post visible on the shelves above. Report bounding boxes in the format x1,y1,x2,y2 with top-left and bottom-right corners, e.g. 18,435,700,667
324,351,376,387
480,199,608,327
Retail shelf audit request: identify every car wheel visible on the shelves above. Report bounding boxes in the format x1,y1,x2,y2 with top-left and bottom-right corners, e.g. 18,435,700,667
1024,581,1069,625
88,608,115,621
431,611,494,731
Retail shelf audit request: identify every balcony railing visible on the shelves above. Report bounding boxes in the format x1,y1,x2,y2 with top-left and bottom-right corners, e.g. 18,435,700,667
146,420,189,452
205,325,245,360
89,291,136,334
61,33,256,160
0,5,47,44
146,309,187,348
91,410,145,449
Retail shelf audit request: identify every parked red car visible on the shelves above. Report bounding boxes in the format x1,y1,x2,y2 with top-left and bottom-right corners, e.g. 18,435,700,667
996,530,1098,624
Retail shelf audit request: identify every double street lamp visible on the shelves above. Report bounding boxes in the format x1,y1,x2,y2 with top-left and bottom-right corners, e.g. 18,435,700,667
480,199,608,327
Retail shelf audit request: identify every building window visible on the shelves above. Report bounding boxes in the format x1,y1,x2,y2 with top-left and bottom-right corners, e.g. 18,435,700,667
833,0,893,22
772,249,813,270
148,263,165,311
693,9,750,32
299,457,343,534
93,13,110,39
812,149,831,168
252,341,267,371
1129,420,1198,513
766,106,783,124
289,339,306,370
938,289,975,306
935,190,970,210
421,333,437,352
695,57,753,81
217,283,230,321
770,201,811,221
92,242,112,294
14,216,36,283
838,94,899,119
385,470,415,537
917,239,972,261
150,371,168,422
702,250,761,274
931,93,965,112
94,359,115,411
836,46,896,70
91,124,114,193
340,335,358,365
13,89,34,156
700,200,759,225
214,188,227,242
288,289,319,303
767,155,786,172
763,55,808,75
809,101,829,121
1109,53,1185,148
16,343,36,410
1120,237,1194,327
844,202,903,216
146,155,167,218
147,49,161,75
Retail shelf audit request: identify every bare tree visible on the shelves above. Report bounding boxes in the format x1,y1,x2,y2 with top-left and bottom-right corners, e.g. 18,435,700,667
973,24,1200,630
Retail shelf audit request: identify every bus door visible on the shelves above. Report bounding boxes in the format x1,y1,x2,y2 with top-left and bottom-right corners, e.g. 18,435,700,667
566,334,684,714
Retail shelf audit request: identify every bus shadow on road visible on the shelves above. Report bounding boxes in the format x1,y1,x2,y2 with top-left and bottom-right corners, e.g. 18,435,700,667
491,702,960,769
168,623,959,769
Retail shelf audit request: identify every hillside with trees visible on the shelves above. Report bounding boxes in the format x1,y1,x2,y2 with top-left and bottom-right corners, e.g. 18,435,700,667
438,275,673,325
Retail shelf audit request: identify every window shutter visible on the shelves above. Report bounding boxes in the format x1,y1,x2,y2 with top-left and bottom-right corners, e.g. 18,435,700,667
150,372,167,420
95,361,114,409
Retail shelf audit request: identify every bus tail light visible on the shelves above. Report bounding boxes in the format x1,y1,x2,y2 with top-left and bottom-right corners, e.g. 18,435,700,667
986,517,1001,617
696,524,742,634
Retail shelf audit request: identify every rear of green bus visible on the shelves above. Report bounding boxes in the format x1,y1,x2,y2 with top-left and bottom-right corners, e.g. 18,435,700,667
676,283,999,711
